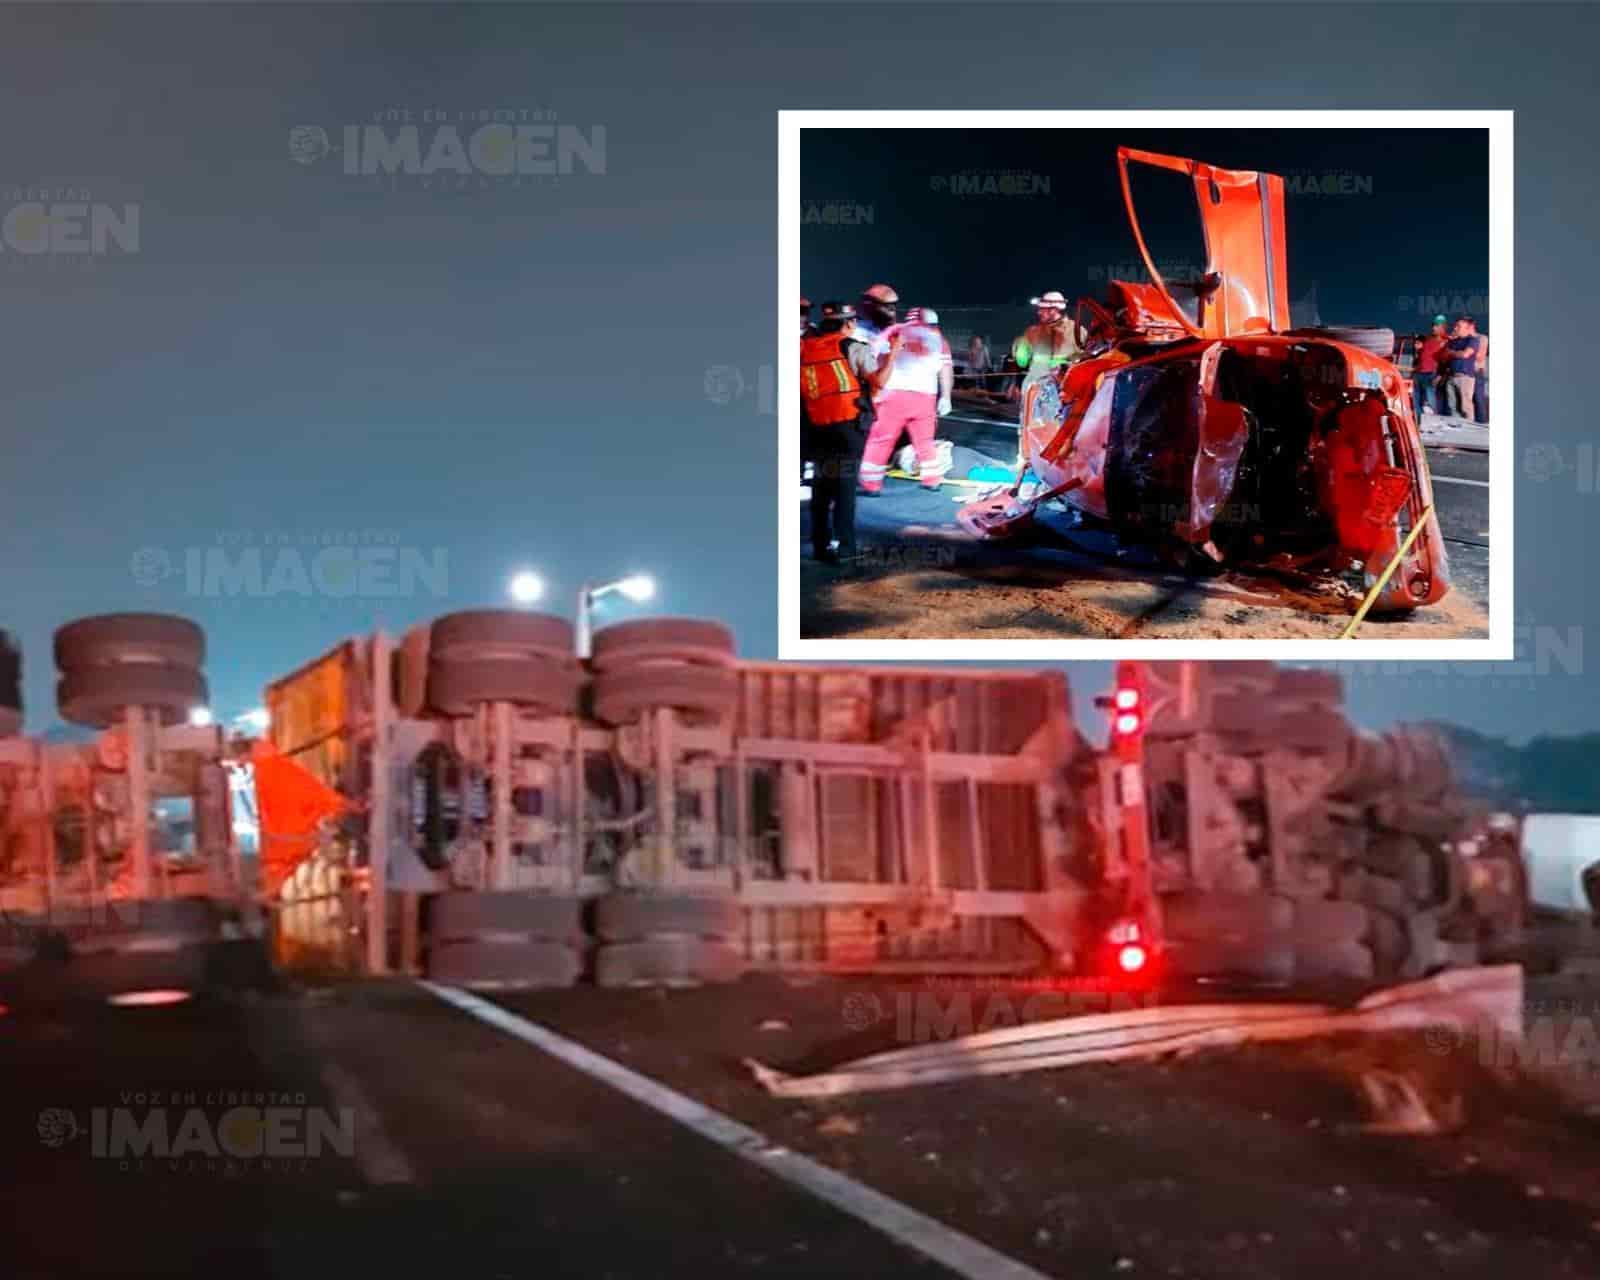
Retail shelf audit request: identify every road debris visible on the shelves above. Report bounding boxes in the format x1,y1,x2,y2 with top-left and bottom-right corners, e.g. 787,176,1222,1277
745,966,1521,1099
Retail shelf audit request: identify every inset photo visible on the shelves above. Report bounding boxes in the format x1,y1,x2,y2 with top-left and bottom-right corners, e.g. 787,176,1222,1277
779,111,1511,659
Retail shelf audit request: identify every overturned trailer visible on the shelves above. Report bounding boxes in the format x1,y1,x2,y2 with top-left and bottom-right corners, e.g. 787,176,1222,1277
0,615,243,987
261,614,1523,989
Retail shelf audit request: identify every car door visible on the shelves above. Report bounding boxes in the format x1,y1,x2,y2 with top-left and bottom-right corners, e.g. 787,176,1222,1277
1117,147,1291,340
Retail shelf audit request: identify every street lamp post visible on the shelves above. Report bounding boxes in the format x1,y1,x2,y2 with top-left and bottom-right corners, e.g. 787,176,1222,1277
576,575,655,658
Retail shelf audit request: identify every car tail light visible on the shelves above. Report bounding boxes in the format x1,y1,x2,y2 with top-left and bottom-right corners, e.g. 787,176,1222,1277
1117,944,1149,973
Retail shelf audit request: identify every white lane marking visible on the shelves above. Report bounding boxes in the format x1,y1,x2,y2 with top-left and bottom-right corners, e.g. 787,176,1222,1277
420,981,1053,1280
1431,475,1489,488
318,1060,418,1186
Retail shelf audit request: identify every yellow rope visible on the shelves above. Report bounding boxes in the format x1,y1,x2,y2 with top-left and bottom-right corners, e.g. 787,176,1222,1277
1339,504,1435,639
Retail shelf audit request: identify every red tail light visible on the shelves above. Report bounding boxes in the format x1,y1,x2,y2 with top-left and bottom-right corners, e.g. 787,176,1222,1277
1117,944,1149,974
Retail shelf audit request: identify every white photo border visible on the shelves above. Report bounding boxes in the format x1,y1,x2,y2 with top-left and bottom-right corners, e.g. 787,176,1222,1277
778,108,1512,662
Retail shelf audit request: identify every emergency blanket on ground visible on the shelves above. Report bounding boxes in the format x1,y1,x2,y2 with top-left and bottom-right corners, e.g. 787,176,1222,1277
746,966,1522,1099
251,740,348,897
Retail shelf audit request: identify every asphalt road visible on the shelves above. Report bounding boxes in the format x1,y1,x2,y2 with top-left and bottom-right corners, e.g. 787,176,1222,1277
801,399,1490,640
4,959,1599,1280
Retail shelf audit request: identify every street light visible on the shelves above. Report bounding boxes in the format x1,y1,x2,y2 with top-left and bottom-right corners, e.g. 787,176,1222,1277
577,574,656,657
188,706,214,727
236,707,270,734
508,570,546,606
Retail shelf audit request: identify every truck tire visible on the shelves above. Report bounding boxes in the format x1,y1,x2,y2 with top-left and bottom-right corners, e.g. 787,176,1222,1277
593,937,746,988
429,891,583,945
0,630,21,724
1296,326,1395,360
427,656,580,716
429,610,576,665
427,939,580,989
1165,935,1295,984
54,613,205,670
1293,939,1375,982
1292,898,1369,946
593,892,742,943
591,664,739,726
58,664,207,728
1271,668,1343,705
1273,708,1353,753
1208,693,1264,736
1162,891,1293,942
590,618,736,672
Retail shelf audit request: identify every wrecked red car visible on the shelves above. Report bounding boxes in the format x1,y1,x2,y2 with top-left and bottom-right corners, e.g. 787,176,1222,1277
958,147,1449,613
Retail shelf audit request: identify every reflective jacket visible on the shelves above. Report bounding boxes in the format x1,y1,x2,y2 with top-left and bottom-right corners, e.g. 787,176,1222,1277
801,332,863,425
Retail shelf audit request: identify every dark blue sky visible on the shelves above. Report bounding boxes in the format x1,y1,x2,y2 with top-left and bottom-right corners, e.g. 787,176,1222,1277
1,5,1594,744
803,127,1489,340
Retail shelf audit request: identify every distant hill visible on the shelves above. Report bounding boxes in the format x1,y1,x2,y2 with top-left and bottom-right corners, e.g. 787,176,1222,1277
1421,722,1600,814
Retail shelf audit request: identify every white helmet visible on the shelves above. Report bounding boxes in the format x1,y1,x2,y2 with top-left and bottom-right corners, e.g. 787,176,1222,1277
1030,290,1067,310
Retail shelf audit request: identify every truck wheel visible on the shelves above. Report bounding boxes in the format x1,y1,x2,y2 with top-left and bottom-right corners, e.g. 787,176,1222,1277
593,892,742,943
54,613,205,671
1165,935,1295,984
427,939,580,989
590,618,736,672
427,656,580,716
1271,668,1343,704
57,664,207,728
1273,708,1353,753
1293,898,1369,946
593,937,746,988
1293,939,1375,982
1162,891,1293,942
429,610,576,665
428,891,583,945
591,664,738,727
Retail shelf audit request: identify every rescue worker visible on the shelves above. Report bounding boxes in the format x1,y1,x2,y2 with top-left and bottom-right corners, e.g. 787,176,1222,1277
801,301,874,563
858,305,953,496
1010,290,1080,392
854,282,898,349
1009,290,1080,465
801,296,815,338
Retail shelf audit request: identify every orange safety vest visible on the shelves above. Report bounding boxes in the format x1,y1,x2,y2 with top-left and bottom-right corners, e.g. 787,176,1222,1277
800,332,862,426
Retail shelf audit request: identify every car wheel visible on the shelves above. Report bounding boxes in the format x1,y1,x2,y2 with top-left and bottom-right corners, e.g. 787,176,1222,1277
57,663,208,728
54,613,206,670
593,892,742,943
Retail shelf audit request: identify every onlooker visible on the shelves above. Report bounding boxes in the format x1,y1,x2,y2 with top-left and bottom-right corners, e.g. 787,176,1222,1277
963,334,993,394
1412,315,1448,419
1468,316,1489,423
1443,316,1479,419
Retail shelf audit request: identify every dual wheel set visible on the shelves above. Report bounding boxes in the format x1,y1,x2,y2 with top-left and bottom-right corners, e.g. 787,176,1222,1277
426,889,745,989
414,611,739,726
